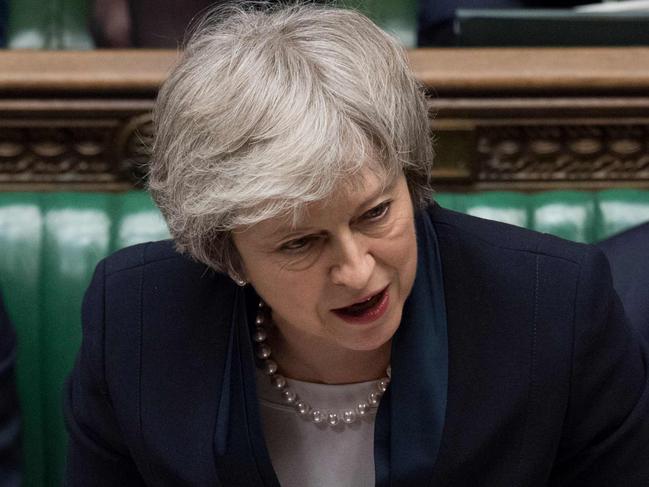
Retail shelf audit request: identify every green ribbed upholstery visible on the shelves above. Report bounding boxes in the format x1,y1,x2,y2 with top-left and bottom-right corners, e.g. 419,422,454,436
1,190,648,486
7,0,93,49
436,190,649,243
0,192,168,487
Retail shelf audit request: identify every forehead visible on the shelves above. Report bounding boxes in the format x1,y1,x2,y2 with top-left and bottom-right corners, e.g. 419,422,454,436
291,168,396,225
240,168,398,240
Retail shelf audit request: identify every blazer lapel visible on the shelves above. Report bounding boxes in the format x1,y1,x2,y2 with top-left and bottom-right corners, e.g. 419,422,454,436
375,209,449,486
139,259,278,486
213,285,280,486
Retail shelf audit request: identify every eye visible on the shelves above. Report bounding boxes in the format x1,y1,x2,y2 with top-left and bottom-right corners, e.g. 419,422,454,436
362,201,391,222
279,236,316,253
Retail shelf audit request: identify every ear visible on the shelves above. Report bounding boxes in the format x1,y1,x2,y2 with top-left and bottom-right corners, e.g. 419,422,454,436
227,234,249,285
228,272,247,287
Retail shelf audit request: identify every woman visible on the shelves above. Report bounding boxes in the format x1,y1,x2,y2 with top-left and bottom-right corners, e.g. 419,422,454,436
64,4,649,486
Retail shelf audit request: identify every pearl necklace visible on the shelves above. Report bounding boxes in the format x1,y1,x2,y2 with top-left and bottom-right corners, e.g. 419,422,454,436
253,301,391,428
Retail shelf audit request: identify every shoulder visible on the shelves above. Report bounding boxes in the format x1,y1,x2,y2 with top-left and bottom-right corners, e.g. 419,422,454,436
79,240,236,389
427,203,615,334
428,202,595,266
86,240,234,325
98,239,230,286
102,239,192,275
598,221,649,285
599,222,649,265
598,222,649,337
600,221,649,249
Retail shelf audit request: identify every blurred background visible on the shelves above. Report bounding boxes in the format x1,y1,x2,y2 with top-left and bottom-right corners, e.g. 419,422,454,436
5,0,649,49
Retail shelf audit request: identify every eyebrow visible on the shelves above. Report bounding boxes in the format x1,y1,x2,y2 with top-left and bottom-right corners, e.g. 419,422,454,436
268,177,398,240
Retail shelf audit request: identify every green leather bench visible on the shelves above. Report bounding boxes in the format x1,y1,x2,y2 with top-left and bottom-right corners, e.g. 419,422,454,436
2,189,649,487
6,0,93,49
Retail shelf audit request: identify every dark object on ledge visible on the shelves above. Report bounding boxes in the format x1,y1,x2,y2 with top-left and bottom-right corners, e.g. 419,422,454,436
0,289,21,487
454,9,649,46
93,0,217,48
417,0,591,46
0,0,7,47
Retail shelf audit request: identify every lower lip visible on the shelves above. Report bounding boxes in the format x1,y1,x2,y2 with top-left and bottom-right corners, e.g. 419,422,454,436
332,287,390,325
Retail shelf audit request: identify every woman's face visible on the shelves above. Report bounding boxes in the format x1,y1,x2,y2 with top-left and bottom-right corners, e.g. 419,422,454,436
233,167,418,361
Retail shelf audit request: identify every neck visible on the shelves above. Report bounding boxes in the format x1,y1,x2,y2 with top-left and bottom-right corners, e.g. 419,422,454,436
267,325,390,384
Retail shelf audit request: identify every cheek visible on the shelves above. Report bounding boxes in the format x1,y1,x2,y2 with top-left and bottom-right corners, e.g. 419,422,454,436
380,217,417,269
380,226,418,297
251,266,325,323
234,237,327,325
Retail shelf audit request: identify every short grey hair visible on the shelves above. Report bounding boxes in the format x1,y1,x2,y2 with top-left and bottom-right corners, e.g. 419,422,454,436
149,2,434,274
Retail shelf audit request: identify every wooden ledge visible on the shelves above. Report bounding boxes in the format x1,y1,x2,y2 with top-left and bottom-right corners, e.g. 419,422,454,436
1,48,649,94
409,48,649,93
0,50,180,93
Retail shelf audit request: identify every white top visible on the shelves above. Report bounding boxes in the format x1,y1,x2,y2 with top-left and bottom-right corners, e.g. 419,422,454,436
255,368,379,487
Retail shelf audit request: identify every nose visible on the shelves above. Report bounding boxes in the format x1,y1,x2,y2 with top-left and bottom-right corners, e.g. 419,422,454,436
329,233,374,290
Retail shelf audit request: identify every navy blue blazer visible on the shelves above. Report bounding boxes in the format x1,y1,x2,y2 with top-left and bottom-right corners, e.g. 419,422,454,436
65,204,649,486
599,222,649,340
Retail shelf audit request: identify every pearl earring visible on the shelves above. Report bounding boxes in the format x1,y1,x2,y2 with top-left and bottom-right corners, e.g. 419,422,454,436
229,272,247,287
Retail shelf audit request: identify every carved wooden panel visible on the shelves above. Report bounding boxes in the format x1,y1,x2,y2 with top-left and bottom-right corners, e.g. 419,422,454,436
0,124,114,183
2,49,649,191
0,105,154,189
114,113,154,186
477,124,649,183
4,110,649,190
429,95,649,190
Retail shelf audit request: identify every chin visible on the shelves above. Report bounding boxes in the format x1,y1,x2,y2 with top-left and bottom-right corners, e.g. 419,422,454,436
333,314,401,352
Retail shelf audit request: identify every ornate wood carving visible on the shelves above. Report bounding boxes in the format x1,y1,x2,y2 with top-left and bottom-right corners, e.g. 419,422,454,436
2,49,649,191
0,106,154,189
0,124,114,183
114,113,154,186
476,124,649,183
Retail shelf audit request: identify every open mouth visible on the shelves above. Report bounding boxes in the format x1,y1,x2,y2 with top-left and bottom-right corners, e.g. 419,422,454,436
332,286,390,323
